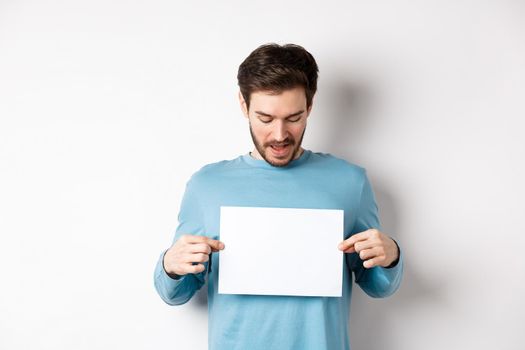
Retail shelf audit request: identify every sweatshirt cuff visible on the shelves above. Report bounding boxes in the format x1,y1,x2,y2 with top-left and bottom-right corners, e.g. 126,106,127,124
385,239,401,269
378,247,403,281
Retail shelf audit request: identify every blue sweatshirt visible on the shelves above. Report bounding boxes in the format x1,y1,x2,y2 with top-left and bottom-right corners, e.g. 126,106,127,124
154,150,403,350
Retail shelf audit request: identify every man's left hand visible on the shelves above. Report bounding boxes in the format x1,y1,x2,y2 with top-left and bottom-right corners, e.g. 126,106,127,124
338,229,399,268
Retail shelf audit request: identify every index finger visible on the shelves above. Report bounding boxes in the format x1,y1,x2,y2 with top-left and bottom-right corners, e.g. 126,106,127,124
182,235,210,244
182,235,225,251
338,231,369,251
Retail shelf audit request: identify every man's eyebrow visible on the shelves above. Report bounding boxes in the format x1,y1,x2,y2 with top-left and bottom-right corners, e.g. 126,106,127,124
254,110,305,118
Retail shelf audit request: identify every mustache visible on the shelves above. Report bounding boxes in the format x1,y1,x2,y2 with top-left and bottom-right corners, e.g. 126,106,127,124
264,138,295,147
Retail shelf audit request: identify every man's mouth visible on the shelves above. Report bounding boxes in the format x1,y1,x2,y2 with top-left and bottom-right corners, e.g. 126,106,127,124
269,143,291,157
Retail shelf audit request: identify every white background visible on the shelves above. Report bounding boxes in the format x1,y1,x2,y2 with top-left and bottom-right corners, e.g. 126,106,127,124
1,1,524,349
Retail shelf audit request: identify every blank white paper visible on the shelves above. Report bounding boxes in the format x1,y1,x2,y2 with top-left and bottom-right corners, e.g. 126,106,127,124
218,206,344,297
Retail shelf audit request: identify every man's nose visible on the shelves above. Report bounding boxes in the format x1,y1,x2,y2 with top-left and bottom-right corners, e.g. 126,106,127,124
272,120,287,142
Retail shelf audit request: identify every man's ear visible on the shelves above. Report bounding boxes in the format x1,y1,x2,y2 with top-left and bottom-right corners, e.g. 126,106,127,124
238,91,249,118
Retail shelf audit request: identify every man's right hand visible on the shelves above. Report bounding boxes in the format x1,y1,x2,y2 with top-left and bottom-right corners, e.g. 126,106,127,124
163,235,225,277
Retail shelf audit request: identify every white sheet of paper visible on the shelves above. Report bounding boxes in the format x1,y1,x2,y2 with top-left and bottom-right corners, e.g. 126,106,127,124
218,206,344,297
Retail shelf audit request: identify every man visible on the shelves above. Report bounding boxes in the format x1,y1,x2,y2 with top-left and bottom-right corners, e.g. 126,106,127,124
154,43,403,350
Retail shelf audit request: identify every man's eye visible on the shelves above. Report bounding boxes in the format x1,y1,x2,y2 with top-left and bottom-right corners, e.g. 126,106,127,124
260,118,272,124
288,117,301,123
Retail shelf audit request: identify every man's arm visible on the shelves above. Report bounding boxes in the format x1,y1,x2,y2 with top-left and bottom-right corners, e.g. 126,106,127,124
339,171,403,298
153,176,224,305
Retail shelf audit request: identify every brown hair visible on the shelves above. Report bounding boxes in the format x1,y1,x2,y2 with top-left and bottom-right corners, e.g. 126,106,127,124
237,43,319,110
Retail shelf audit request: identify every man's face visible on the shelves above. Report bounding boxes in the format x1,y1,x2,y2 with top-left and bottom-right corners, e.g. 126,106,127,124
239,86,312,167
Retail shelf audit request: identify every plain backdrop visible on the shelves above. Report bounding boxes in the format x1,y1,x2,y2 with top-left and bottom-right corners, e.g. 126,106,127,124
1,1,524,349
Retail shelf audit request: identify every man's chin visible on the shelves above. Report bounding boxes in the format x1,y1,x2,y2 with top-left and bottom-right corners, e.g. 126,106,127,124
262,151,296,167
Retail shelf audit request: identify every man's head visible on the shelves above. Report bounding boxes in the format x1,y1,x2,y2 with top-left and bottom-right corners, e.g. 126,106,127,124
237,43,319,167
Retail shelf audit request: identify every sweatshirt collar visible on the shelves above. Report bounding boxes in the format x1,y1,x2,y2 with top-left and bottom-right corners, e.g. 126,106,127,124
241,149,311,169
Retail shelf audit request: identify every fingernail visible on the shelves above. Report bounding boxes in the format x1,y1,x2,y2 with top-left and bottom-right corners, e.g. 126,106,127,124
219,242,225,249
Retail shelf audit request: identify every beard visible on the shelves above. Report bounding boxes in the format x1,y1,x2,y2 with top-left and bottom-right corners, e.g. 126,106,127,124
249,123,306,167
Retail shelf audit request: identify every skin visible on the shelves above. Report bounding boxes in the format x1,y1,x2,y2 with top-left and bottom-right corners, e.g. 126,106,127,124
338,228,399,268
163,87,399,277
164,235,224,276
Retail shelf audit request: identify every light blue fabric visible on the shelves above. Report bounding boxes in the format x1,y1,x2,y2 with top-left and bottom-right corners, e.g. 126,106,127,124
154,150,403,350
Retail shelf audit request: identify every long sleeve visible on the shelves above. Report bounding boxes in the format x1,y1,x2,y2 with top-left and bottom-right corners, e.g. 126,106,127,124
346,171,404,298
154,176,208,305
